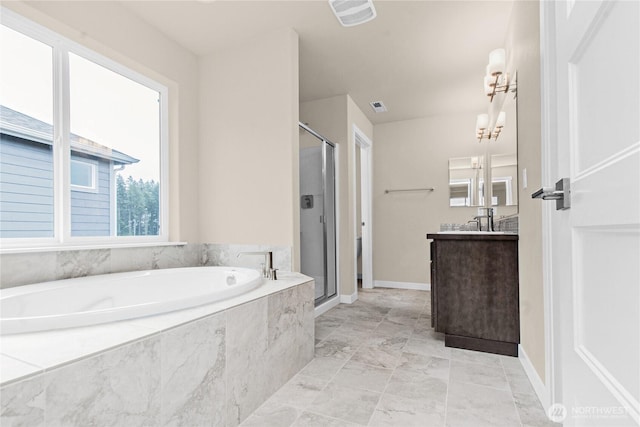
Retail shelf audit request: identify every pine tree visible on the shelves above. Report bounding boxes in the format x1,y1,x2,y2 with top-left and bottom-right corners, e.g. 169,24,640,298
116,174,159,236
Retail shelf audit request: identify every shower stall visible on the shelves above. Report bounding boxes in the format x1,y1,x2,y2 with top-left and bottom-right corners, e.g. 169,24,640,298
299,123,337,305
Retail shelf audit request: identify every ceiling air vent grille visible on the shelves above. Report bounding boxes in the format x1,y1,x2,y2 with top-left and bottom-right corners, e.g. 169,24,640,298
370,101,387,113
329,0,377,27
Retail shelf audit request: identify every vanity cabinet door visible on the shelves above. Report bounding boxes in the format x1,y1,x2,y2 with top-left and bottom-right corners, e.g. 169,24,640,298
435,239,519,344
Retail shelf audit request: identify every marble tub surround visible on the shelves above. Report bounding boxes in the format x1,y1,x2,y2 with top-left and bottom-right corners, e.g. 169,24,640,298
202,243,292,272
0,243,292,289
1,274,314,427
0,272,312,385
109,244,202,274
241,287,555,427
0,244,202,289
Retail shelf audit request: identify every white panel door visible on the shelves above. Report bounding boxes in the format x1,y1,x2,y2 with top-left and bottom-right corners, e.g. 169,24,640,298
354,126,374,290
545,0,639,425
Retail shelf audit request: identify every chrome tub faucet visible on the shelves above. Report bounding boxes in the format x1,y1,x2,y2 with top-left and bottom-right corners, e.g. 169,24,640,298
237,251,277,280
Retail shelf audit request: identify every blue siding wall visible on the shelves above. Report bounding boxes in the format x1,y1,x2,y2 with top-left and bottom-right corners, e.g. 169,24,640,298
70,154,111,237
0,134,113,238
0,135,54,238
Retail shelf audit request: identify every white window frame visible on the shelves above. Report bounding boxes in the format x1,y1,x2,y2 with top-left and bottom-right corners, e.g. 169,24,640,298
0,8,169,250
491,176,514,206
70,158,98,193
449,178,472,207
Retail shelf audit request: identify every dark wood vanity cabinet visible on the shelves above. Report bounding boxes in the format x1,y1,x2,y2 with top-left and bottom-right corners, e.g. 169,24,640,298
426,233,520,356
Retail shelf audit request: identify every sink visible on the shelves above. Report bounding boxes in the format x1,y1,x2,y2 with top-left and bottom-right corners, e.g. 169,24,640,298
437,231,507,234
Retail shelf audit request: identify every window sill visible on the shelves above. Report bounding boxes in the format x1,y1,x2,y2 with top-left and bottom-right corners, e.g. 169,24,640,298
0,242,189,255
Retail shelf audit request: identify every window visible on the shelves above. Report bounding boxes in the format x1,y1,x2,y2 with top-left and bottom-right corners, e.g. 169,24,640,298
70,159,97,192
0,23,54,239
0,9,168,246
449,179,472,207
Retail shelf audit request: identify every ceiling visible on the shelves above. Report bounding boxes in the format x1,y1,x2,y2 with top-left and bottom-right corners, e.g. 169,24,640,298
120,1,514,125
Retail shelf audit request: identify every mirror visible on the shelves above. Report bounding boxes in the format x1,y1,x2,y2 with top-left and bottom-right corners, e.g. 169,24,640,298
449,76,518,210
448,156,485,207
490,153,517,206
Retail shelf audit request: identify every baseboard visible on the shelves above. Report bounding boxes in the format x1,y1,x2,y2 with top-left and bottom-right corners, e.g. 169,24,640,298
339,291,358,304
314,296,340,318
518,344,549,409
374,280,430,291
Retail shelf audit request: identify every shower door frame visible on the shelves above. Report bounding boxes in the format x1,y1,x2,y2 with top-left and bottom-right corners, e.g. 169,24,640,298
299,122,338,306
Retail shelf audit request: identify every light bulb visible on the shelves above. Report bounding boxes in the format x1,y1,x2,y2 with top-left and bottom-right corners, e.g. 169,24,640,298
476,114,489,130
488,48,506,76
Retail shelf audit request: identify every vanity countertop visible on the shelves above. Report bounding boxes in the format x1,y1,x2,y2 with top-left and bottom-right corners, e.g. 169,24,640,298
426,232,518,241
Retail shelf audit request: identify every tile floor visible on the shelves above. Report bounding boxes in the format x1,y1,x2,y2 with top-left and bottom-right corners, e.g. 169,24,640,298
241,288,556,427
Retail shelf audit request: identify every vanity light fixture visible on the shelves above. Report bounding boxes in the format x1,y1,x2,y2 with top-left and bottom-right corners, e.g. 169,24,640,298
484,48,513,102
476,111,505,142
476,113,489,140
328,0,377,27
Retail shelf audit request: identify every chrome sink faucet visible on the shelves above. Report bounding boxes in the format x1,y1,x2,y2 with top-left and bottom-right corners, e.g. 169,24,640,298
237,251,277,280
475,207,495,231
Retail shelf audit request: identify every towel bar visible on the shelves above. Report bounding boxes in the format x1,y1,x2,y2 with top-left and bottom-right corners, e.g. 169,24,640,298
384,187,435,194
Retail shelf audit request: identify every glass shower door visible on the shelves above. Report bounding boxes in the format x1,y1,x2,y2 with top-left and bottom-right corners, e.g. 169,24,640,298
323,143,337,301
299,124,337,305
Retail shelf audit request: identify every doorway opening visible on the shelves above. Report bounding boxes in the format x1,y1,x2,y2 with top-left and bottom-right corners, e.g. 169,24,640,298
353,125,373,290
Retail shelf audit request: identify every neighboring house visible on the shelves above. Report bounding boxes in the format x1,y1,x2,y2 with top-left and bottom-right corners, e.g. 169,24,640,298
0,105,139,238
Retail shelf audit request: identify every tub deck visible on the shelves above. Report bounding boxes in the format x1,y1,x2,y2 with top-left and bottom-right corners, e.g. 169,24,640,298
1,272,315,426
1,271,312,386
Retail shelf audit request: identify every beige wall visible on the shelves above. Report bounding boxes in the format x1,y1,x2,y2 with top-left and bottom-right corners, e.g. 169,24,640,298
505,0,545,382
300,95,373,298
198,29,300,258
5,1,201,242
372,111,517,284
374,113,480,284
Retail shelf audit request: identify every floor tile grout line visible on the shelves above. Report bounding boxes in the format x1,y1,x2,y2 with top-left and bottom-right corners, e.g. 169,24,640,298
363,310,439,425
364,318,402,427
326,307,388,427
443,357,452,427
302,408,368,426
448,378,514,394
502,357,526,427
355,300,419,425
448,356,503,369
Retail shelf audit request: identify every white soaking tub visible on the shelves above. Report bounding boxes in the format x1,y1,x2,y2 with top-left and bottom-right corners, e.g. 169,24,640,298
0,270,315,426
0,266,262,335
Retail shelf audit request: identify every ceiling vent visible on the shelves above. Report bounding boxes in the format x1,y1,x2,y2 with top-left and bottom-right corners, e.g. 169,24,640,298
370,101,387,113
328,0,377,27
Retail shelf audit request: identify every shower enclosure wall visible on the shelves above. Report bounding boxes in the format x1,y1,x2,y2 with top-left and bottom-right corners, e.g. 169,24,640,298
299,123,337,305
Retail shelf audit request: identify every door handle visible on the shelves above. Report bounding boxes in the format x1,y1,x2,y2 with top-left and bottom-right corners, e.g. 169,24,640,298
532,178,570,210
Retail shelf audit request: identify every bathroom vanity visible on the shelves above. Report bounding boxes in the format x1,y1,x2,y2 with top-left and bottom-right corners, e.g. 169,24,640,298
426,232,519,356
